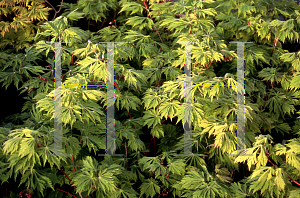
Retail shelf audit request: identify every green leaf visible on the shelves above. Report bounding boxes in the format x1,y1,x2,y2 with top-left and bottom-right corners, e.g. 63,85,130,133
143,109,161,128
150,125,164,139
118,2,144,16
67,8,85,21
139,178,160,198
167,159,186,176
125,16,154,31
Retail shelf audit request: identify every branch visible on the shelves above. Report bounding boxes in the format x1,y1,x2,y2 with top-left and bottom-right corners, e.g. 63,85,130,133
44,0,56,13
147,137,153,153
124,138,128,168
57,161,83,198
265,152,300,187
142,0,149,17
126,110,137,130
144,114,170,156
72,155,76,175
58,166,76,188
57,188,78,198
71,127,83,198
5,181,7,197
114,81,120,91
161,114,170,124
154,136,155,156
57,0,63,14
149,2,164,45
152,24,164,44
45,0,64,20
19,54,27,71
101,10,107,28
270,26,277,58
267,158,300,186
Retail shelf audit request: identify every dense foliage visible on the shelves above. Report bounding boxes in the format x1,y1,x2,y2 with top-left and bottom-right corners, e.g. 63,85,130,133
1,0,300,197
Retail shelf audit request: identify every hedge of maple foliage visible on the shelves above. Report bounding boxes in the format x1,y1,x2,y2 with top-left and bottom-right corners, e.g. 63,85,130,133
1,0,300,198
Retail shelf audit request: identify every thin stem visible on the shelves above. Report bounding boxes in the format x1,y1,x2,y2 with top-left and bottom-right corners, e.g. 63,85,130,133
142,0,149,17
45,0,64,20
199,90,203,97
144,114,170,156
146,137,153,156
57,0,63,14
114,10,117,21
152,24,164,44
7,14,14,21
122,120,131,126
5,181,7,197
101,10,107,28
124,138,128,168
126,110,136,129
56,188,78,198
57,164,82,198
153,137,155,156
114,81,120,91
271,27,277,58
129,159,138,167
57,166,76,188
72,155,76,175
71,127,77,175
80,130,83,143
206,59,213,69
265,152,300,187
92,47,99,59
19,55,27,72
268,85,274,101
129,42,137,48
71,46,74,65
161,114,170,124
205,136,209,148
231,169,235,180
